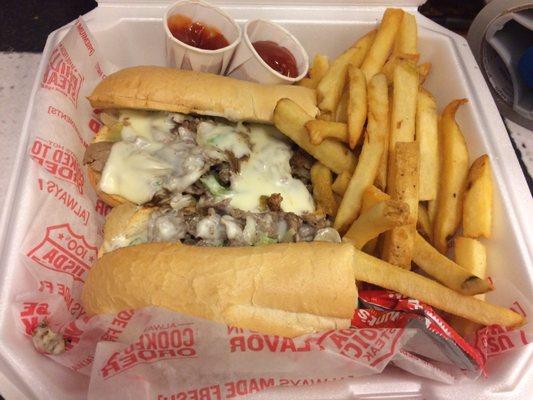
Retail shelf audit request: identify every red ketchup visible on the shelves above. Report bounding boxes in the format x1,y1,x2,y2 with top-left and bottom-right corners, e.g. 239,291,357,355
167,14,229,50
252,41,299,78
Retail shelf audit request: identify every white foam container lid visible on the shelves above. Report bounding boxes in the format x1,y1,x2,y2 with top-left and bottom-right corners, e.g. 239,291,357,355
0,1,531,399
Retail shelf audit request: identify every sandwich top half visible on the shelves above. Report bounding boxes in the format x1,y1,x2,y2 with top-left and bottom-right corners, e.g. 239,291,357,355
84,66,341,253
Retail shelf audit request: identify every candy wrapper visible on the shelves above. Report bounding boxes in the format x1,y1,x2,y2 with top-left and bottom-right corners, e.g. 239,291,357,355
11,18,532,399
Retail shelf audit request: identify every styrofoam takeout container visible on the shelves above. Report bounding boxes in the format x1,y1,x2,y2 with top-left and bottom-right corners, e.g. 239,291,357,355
0,0,531,399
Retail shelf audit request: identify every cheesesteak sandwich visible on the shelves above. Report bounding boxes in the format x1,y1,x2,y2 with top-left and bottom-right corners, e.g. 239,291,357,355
81,66,358,337
84,66,355,249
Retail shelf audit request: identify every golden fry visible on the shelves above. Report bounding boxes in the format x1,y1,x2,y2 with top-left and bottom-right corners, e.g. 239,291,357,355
361,8,404,82
412,233,492,295
344,200,409,249
306,120,348,145
381,53,419,84
311,162,338,216
375,89,392,191
463,155,493,238
352,250,524,328
428,199,437,227
334,74,389,234
297,54,329,89
417,203,432,241
448,237,488,336
433,99,469,253
416,89,439,201
318,112,334,121
347,66,367,148
418,62,431,85
361,185,390,212
455,237,487,282
318,30,376,113
335,90,349,123
360,185,391,254
381,142,419,269
387,61,419,189
332,171,351,196
394,12,418,56
273,99,357,174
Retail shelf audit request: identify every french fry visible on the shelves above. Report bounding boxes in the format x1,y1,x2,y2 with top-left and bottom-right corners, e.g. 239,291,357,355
455,237,487,286
273,99,357,174
463,155,493,238
448,237,488,336
347,66,367,148
381,53,420,84
306,120,348,145
361,8,404,82
318,112,334,121
334,74,389,233
332,171,351,196
344,200,409,249
418,62,431,85
417,203,432,241
318,30,376,113
375,91,393,191
362,185,390,211
416,89,439,201
297,54,329,89
381,142,419,269
360,185,391,254
335,90,349,122
387,61,419,189
352,250,524,328
433,99,469,253
412,233,492,295
428,199,437,227
393,12,418,56
380,12,419,84
310,162,338,216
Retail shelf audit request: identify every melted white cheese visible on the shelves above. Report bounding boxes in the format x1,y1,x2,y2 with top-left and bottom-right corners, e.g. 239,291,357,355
196,121,251,158
99,111,315,214
99,141,172,204
230,125,315,214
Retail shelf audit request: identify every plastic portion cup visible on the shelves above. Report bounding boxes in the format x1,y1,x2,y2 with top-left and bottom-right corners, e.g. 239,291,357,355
164,0,241,74
226,19,309,85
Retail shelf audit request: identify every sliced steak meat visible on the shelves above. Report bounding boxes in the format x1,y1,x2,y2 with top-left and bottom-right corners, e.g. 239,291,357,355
254,212,279,238
181,118,200,132
184,181,207,196
228,207,248,221
146,188,173,206
83,141,114,173
266,193,283,212
302,212,331,230
296,224,316,242
290,147,314,182
284,212,302,232
225,151,242,174
214,162,232,185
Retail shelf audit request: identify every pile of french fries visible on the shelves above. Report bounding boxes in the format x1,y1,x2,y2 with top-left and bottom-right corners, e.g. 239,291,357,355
274,8,523,333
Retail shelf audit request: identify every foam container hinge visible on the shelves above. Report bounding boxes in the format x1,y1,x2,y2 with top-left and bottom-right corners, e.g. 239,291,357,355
0,1,531,399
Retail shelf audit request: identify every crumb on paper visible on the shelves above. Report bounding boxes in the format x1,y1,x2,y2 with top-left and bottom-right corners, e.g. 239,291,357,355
32,321,66,355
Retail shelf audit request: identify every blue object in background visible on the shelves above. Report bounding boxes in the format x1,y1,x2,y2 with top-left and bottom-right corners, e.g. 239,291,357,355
518,47,533,89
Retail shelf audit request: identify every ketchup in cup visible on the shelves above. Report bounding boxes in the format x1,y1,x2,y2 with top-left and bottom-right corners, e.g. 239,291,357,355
252,40,299,78
167,14,229,50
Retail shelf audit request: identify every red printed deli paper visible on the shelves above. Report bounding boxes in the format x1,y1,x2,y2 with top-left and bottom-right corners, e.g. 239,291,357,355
12,18,532,398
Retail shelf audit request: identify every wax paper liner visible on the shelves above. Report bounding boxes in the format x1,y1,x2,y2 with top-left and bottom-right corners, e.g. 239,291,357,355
9,17,532,399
